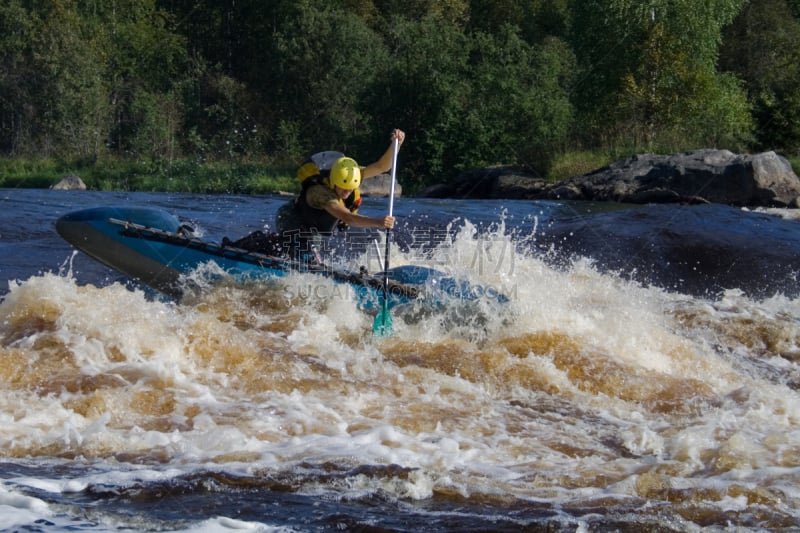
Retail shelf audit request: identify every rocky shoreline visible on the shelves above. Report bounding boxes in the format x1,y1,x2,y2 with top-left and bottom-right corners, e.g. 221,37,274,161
49,149,800,209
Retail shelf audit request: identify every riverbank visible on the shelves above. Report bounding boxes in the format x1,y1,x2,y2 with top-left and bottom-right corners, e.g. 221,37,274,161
1,151,798,197
0,157,299,195
0,151,616,194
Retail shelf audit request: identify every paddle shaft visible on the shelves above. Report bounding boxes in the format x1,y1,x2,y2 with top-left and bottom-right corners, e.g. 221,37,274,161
381,138,399,310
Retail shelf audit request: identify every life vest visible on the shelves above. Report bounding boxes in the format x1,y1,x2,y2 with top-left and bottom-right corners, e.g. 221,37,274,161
293,151,361,231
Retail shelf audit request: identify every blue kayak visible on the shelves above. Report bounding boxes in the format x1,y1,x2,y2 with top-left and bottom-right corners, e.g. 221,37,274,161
56,206,499,311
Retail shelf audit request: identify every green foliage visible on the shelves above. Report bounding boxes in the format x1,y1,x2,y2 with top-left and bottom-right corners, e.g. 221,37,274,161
374,0,469,25
467,0,571,42
180,68,265,160
788,155,800,175
264,3,389,152
0,1,110,157
0,1,35,154
0,156,297,194
460,30,574,173
615,26,753,151
720,0,800,153
99,0,191,157
0,157,63,188
366,15,470,187
571,0,751,152
368,17,573,186
0,0,797,193
0,0,190,160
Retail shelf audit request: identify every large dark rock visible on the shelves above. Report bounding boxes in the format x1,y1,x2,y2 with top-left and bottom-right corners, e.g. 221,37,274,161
419,150,800,208
543,149,800,207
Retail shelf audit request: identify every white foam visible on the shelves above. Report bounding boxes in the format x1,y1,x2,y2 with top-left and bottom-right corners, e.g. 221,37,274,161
1,229,800,517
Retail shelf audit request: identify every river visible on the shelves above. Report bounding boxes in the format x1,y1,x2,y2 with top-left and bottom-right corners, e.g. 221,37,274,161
1,188,799,531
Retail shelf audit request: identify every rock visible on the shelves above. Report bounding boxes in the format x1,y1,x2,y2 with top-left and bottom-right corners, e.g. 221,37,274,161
543,149,800,207
491,173,548,199
50,174,87,190
413,149,800,208
750,151,800,205
360,172,403,197
416,165,545,199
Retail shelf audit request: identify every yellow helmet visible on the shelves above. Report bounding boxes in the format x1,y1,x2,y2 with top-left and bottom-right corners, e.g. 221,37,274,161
329,157,361,190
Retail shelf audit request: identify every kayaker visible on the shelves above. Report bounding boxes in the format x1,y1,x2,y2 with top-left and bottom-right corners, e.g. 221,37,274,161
224,129,405,261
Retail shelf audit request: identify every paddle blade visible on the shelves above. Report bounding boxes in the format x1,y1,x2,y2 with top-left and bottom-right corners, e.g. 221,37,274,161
372,307,394,337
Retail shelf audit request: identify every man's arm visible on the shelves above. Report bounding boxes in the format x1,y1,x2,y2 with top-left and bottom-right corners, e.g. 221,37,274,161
362,129,405,179
324,202,394,229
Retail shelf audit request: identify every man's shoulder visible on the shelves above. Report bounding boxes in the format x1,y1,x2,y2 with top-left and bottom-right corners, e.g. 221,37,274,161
306,184,338,208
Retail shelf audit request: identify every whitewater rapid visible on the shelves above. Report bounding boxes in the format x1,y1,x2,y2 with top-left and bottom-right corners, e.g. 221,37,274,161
1,189,799,530
1,225,799,530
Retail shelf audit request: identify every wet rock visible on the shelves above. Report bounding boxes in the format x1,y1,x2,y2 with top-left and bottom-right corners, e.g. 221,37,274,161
416,166,545,199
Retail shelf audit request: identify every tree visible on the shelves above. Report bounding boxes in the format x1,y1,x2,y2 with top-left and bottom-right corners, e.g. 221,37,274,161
0,1,37,154
0,0,109,157
93,0,190,159
720,0,800,153
571,0,750,151
467,0,571,43
256,2,389,159
367,16,573,186
448,28,574,174
0,0,191,160
374,0,469,26
366,15,470,185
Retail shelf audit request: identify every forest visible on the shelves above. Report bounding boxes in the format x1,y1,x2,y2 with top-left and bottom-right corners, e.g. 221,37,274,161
1,0,799,192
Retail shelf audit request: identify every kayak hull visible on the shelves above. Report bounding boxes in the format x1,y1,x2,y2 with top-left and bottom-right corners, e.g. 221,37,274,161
57,207,187,296
55,206,450,310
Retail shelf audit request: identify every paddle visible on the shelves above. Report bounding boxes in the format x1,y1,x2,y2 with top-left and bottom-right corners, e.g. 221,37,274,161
372,137,399,337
